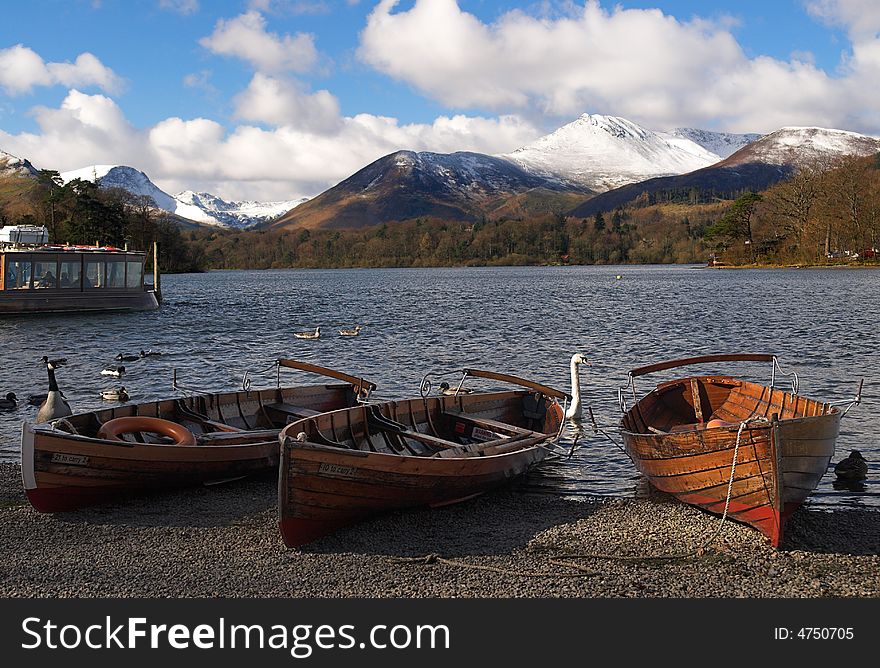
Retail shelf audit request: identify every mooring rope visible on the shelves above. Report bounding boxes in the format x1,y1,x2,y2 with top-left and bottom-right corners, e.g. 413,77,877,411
388,553,597,577
549,417,767,565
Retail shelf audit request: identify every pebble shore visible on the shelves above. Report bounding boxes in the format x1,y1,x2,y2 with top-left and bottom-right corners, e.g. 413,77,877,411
1,463,878,598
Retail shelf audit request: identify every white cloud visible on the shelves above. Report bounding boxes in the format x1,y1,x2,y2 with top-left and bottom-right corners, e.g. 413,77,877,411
233,73,342,134
0,90,540,202
199,11,318,73
357,0,880,134
805,0,880,37
0,45,123,95
159,0,199,15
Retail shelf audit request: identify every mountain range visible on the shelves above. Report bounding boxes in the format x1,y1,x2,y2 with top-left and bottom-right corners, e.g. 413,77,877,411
4,114,880,232
58,165,304,229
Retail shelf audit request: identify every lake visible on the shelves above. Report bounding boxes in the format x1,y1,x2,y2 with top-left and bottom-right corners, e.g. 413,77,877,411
0,264,875,510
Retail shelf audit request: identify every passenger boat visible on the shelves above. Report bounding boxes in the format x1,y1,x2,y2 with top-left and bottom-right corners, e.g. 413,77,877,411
278,368,569,547
0,225,160,314
618,354,854,547
21,359,376,512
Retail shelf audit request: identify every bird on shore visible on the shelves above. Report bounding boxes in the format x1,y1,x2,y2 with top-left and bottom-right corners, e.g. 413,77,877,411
0,393,17,410
339,325,362,337
115,352,140,362
101,365,125,377
101,386,130,402
834,450,868,481
294,327,321,340
36,357,72,423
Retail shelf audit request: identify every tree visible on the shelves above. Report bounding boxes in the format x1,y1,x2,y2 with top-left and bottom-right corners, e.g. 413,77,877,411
708,192,762,262
593,211,605,232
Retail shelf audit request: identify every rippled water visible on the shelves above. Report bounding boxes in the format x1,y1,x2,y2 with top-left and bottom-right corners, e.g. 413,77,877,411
0,265,876,509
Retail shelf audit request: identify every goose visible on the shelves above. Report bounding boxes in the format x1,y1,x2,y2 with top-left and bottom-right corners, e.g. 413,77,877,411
36,357,72,423
294,327,321,340
564,353,589,420
140,349,162,357
101,386,130,402
101,365,125,377
834,450,868,481
0,392,17,410
27,393,47,407
438,381,474,396
339,325,362,337
115,353,140,362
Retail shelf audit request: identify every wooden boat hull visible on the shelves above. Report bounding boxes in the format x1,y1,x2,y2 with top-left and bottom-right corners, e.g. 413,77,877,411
22,381,364,512
278,390,564,547
620,375,841,546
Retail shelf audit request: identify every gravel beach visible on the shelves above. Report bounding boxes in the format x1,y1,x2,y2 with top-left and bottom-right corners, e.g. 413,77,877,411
1,463,878,598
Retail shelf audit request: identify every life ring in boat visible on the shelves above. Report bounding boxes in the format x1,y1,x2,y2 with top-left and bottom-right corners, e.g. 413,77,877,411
706,418,736,429
97,416,197,445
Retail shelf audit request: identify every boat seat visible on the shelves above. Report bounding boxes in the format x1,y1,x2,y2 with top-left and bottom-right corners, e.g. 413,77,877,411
264,403,323,424
443,411,533,437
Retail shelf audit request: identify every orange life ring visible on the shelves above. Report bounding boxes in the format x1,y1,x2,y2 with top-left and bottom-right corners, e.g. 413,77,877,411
706,418,736,429
97,416,197,445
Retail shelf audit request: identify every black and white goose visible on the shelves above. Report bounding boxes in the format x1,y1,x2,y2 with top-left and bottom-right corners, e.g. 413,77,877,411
834,450,868,481
101,365,126,377
0,392,17,410
36,357,72,423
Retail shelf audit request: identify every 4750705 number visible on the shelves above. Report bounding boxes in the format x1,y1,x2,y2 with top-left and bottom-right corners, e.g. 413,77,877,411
774,627,854,640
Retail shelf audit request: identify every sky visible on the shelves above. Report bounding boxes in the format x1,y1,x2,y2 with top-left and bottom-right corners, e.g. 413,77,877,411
1,0,879,202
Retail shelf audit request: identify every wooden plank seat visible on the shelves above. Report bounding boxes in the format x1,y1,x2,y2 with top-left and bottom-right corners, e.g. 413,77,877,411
264,402,324,424
442,411,534,437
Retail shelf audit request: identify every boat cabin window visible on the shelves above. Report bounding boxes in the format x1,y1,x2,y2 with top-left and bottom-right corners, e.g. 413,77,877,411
84,260,104,288
4,258,32,290
59,259,82,289
126,260,142,288
106,260,125,288
33,258,58,289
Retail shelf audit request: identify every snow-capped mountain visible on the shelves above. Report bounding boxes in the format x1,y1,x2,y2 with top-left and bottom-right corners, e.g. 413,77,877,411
271,150,584,230
0,149,38,178
723,126,880,167
59,165,303,229
500,114,723,192
174,191,308,228
664,128,762,160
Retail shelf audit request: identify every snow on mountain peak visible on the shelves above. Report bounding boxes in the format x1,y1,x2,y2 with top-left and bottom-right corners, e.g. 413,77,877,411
726,126,880,167
664,128,762,159
0,149,39,177
501,114,723,192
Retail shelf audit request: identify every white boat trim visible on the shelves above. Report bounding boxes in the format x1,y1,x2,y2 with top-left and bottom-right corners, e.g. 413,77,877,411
20,421,36,490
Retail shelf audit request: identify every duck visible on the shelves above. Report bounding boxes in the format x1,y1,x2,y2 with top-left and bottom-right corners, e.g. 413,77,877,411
115,353,140,362
36,357,73,423
139,349,162,358
834,450,868,481
294,326,321,340
565,353,590,420
339,325,362,337
101,365,125,377
0,392,17,410
27,393,47,407
438,381,474,396
101,386,130,402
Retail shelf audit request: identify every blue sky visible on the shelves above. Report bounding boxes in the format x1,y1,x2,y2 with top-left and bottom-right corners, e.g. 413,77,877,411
1,1,878,201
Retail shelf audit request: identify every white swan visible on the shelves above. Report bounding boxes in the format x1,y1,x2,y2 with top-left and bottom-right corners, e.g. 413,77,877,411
565,353,589,420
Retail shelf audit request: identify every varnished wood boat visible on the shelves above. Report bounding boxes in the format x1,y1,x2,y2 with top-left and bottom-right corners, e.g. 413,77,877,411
278,369,568,547
21,359,376,512
619,354,847,547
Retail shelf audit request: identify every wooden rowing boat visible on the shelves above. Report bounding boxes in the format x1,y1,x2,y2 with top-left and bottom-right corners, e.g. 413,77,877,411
278,368,568,547
619,354,846,547
21,359,375,512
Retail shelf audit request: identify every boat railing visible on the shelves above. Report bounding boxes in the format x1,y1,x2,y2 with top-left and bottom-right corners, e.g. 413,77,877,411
419,368,570,401
621,353,799,412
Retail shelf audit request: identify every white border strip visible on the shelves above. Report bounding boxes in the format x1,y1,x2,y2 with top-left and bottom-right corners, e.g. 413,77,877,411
20,421,36,490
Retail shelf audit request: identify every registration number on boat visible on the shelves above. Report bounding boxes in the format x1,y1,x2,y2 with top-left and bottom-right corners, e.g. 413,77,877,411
318,463,357,477
50,453,89,466
471,427,502,442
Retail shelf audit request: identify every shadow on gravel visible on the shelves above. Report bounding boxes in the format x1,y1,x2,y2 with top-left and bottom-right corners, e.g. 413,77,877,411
783,507,880,555
53,473,277,528
300,491,602,558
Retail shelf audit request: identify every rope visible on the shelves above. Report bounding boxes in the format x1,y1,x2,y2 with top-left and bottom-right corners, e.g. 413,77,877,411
388,553,597,577
550,417,766,564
